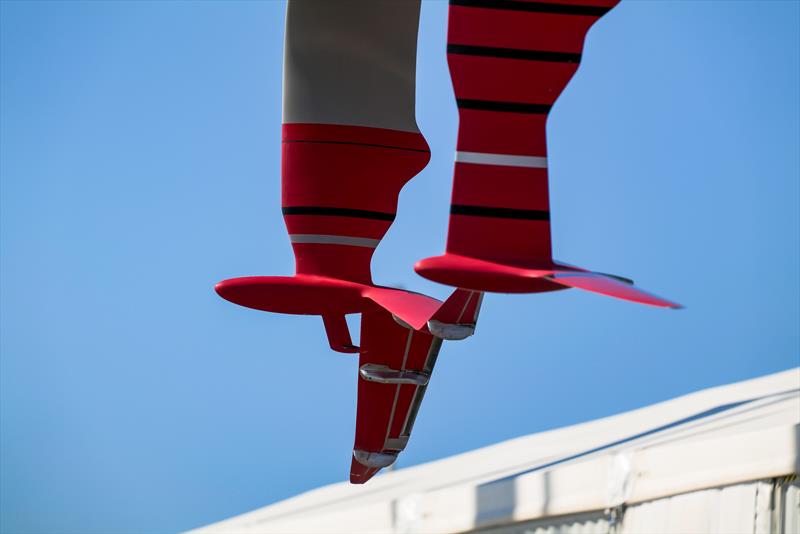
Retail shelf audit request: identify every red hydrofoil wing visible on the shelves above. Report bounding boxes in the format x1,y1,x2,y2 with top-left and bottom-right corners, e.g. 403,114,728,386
216,124,484,483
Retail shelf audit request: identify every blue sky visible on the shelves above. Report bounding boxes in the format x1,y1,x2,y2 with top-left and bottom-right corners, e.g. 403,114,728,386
1,1,797,532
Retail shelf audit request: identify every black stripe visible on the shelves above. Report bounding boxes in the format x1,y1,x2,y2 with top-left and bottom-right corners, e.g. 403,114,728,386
597,272,635,285
450,0,613,16
283,139,429,153
448,44,581,63
451,204,551,220
457,98,552,114
282,206,396,221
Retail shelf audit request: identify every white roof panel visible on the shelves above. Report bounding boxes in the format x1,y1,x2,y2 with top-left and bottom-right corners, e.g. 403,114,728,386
194,368,800,534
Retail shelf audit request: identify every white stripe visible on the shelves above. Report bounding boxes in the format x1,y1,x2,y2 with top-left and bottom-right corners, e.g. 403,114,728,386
289,234,379,248
456,151,548,169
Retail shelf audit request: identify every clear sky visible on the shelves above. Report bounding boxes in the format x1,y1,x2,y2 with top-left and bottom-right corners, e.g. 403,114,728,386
1,1,798,532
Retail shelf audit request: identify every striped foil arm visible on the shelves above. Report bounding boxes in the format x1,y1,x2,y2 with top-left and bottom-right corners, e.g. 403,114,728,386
281,124,430,284
444,0,619,267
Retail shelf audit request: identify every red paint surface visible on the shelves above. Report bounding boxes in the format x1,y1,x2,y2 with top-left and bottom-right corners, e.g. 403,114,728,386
282,123,430,285
448,5,601,53
456,109,548,156
448,54,579,105
450,163,550,211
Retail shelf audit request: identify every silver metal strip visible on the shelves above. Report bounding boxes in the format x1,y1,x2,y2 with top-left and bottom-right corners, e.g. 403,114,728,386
456,291,475,323
289,234,380,248
456,151,548,169
472,292,485,323
383,329,414,446
398,336,443,440
384,437,408,451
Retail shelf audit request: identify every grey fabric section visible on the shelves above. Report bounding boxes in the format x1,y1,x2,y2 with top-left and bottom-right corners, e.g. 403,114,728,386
283,0,421,132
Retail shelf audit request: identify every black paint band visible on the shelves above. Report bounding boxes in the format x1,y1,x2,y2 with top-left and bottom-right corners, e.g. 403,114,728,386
457,99,552,114
451,204,551,220
448,44,582,64
282,206,396,221
449,0,613,17
283,139,429,153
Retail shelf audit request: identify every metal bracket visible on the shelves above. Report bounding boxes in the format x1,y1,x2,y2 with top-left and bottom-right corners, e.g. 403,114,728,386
359,364,430,386
353,449,398,468
427,320,475,340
